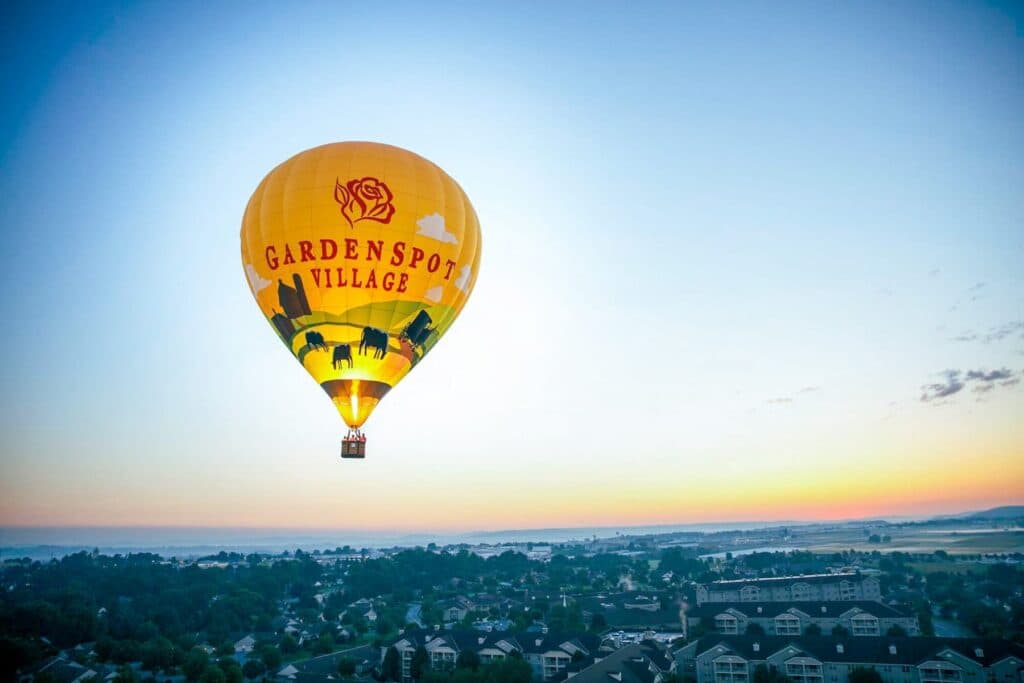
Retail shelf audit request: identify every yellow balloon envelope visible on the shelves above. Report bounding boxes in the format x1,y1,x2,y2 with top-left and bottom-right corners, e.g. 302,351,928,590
240,142,481,439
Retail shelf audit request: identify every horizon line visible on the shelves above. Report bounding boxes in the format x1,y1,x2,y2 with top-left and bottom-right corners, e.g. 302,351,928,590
2,505,1014,537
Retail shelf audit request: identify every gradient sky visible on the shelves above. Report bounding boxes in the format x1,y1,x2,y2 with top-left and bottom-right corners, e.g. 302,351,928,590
1,1,1022,532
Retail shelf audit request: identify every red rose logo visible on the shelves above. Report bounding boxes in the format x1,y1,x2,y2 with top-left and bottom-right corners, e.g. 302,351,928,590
334,177,396,227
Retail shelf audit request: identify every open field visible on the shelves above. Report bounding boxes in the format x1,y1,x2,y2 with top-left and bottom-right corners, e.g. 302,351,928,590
791,526,1024,555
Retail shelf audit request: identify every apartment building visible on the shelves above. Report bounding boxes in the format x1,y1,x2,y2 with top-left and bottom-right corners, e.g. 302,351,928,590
695,574,881,606
685,601,919,638
673,635,1024,683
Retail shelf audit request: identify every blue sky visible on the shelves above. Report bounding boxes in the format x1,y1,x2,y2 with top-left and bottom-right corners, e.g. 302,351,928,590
1,1,1022,529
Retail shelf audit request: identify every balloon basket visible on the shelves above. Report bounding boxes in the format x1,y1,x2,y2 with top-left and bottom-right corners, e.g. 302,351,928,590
341,431,367,459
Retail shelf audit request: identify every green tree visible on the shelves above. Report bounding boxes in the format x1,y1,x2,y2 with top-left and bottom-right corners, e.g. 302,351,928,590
590,613,607,632
314,634,336,655
338,657,357,678
912,600,934,636
115,665,138,683
95,637,115,662
279,634,299,654
886,625,907,637
184,648,211,682
200,665,227,683
848,668,883,683
752,664,789,683
382,646,402,682
411,645,430,681
832,625,850,636
804,623,822,636
746,623,765,636
457,650,481,671
260,645,282,671
141,637,177,671
242,660,266,679
218,658,244,683
484,657,533,683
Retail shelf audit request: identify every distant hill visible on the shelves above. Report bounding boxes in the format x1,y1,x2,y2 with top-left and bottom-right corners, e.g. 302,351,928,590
966,506,1024,520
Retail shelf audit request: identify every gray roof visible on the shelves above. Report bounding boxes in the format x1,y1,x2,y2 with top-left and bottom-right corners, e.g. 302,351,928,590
578,592,682,628
568,642,672,683
278,645,379,677
388,628,601,656
686,635,1024,667
687,601,907,619
24,656,114,683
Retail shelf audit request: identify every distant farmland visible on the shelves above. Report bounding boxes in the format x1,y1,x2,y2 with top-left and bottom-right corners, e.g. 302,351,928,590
792,526,1024,555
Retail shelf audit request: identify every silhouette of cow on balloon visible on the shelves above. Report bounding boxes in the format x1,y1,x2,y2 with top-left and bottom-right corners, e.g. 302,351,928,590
321,312,436,371
304,330,328,350
332,343,353,369
359,327,389,360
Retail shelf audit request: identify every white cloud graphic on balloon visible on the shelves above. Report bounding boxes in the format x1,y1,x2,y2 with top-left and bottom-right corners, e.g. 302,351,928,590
454,265,472,292
416,213,458,244
245,263,271,293
425,286,443,303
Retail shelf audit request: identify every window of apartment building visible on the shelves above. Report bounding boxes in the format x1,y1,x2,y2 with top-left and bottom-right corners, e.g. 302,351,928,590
775,614,802,636
839,581,857,600
713,656,749,683
431,651,456,671
919,662,964,683
715,614,739,634
851,614,880,636
542,654,570,680
740,586,760,602
791,583,811,600
786,658,824,683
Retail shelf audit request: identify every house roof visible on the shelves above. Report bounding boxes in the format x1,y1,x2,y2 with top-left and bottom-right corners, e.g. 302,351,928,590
567,642,672,683
578,592,682,628
27,656,109,683
277,645,379,678
388,628,601,657
687,635,1024,668
687,601,907,620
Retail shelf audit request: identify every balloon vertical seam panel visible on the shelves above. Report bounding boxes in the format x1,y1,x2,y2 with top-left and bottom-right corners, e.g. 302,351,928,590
240,142,481,432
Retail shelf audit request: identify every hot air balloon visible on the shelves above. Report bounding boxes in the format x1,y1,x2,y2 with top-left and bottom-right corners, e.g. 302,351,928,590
240,142,481,458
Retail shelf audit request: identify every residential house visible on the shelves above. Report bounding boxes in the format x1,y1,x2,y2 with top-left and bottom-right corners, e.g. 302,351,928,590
437,596,476,623
17,655,117,683
234,634,257,654
384,629,607,682
345,599,378,623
